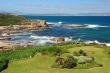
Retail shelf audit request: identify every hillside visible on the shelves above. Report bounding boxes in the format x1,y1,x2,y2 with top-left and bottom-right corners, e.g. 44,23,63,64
0,13,29,26
1,45,110,73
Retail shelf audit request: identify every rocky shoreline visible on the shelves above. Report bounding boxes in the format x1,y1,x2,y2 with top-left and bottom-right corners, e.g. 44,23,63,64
0,19,110,51
0,19,49,51
0,19,74,51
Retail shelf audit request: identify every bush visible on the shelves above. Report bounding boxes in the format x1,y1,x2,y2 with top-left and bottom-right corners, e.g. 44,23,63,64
51,57,65,68
52,55,77,69
79,50,87,56
37,46,64,56
52,50,101,69
77,56,94,64
0,57,9,72
73,50,87,56
62,55,77,68
73,51,80,56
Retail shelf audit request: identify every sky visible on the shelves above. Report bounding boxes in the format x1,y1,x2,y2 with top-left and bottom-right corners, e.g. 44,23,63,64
0,0,110,14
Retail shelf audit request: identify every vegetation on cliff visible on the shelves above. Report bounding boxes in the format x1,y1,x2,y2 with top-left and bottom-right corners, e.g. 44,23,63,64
0,13,29,26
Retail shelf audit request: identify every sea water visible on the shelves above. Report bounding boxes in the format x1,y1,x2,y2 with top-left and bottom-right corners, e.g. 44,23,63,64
12,16,110,45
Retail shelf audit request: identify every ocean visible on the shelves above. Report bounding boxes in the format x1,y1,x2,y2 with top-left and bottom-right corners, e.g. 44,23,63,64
11,16,110,45
22,16,110,42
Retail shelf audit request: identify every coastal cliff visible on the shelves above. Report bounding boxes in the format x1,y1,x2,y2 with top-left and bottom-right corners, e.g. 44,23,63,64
0,13,49,50
0,13,30,26
0,13,48,31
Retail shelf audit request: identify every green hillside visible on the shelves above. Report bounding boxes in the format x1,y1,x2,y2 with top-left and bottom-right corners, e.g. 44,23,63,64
0,13,29,26
0,44,110,73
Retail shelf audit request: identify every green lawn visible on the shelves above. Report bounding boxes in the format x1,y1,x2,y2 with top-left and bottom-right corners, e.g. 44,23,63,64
1,46,110,73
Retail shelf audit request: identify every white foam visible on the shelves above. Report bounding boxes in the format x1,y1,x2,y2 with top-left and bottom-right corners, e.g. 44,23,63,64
30,35,54,40
85,40,110,46
105,43,110,46
47,21,63,26
30,35,73,45
65,37,73,42
58,22,63,24
29,35,54,45
47,21,63,24
33,40,54,45
84,24,109,28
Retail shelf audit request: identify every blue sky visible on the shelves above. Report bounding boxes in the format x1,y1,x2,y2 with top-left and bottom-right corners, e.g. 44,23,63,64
0,0,110,14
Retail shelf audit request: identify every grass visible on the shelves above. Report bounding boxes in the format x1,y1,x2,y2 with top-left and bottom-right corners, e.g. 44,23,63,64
0,44,71,72
1,45,110,73
0,44,75,60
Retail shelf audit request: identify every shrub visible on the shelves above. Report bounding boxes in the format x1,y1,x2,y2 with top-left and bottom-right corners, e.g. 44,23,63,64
79,50,87,56
52,50,101,69
0,57,9,72
73,50,87,56
52,55,77,69
73,51,80,56
51,57,65,68
62,55,77,68
38,46,64,56
98,64,103,67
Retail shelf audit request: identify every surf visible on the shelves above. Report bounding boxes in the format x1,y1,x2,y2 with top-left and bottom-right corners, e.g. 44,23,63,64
84,24,109,28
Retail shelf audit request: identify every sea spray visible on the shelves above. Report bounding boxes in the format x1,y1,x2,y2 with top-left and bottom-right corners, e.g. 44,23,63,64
85,40,110,47
84,24,109,28
30,35,73,45
47,21,63,27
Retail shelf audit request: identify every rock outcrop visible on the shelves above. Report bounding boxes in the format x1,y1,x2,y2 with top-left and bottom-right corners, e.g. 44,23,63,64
12,20,48,30
51,37,65,43
31,20,48,27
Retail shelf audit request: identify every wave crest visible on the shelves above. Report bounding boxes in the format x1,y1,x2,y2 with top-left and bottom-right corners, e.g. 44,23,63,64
84,24,109,28
30,35,72,45
85,40,110,46
47,21,63,26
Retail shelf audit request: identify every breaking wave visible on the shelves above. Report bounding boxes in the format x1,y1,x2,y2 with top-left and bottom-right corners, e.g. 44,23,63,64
47,21,64,26
30,35,110,46
47,22,109,29
85,40,110,46
84,24,109,28
30,35,73,45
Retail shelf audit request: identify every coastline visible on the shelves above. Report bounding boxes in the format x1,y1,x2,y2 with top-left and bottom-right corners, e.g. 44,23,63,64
0,15,110,73
0,15,110,51
0,36,110,52
0,41,13,51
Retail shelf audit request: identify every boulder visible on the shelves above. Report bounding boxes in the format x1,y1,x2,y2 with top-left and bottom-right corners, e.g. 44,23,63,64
52,37,65,43
31,20,48,27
